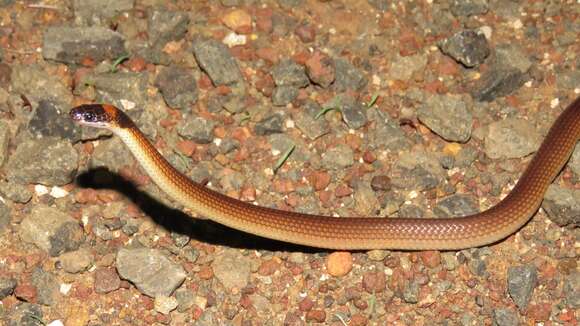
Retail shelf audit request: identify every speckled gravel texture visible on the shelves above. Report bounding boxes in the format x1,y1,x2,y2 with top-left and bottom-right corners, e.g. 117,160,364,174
0,0,578,325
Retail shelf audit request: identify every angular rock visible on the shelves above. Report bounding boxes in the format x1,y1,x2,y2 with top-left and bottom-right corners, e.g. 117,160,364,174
338,95,367,130
417,94,473,142
492,308,519,326
11,65,73,108
0,180,32,203
43,26,126,65
255,113,284,135
6,137,78,186
471,67,526,102
148,10,190,49
305,50,335,88
18,205,84,256
484,118,541,159
192,38,244,87
272,85,299,106
211,249,252,290
321,144,354,170
333,58,367,92
439,30,490,67
542,184,580,227
451,0,489,17
271,59,309,87
294,100,330,140
155,66,198,110
31,268,59,306
73,0,134,24
508,265,538,310
28,100,81,141
116,247,186,297
176,116,216,144
7,303,44,326
94,267,121,293
434,194,480,218
80,72,148,111
388,54,428,81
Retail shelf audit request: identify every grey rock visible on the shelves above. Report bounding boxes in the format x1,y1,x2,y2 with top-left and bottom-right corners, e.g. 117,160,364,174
73,0,133,25
403,281,419,303
541,184,580,227
59,248,94,273
391,151,445,191
175,288,195,312
0,276,16,299
43,26,126,65
398,204,425,218
354,184,379,216
29,100,81,141
0,200,9,232
471,67,526,102
116,247,186,297
31,268,59,306
369,110,411,151
155,66,198,110
11,65,73,108
0,180,32,203
294,100,330,140
434,194,480,218
484,118,541,159
272,85,299,106
90,137,132,172
80,71,148,111
563,271,580,308
441,253,458,271
19,205,83,256
557,71,580,90
0,120,8,168
495,44,532,74
212,249,252,290
192,38,244,87
176,116,216,144
255,113,284,135
268,134,295,156
333,58,367,92
7,303,44,326
451,0,489,17
149,11,190,49
6,137,78,186
154,295,178,314
417,94,473,142
507,265,537,310
439,30,490,67
221,93,246,113
468,258,487,277
321,144,354,170
338,95,367,130
492,308,519,326
388,53,428,81
455,146,478,168
271,59,309,87
49,220,86,256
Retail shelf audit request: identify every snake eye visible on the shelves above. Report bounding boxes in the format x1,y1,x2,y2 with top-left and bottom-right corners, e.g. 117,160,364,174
70,104,110,128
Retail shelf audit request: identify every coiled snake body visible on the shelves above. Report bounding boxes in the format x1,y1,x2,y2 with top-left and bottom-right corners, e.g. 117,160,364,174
70,97,580,250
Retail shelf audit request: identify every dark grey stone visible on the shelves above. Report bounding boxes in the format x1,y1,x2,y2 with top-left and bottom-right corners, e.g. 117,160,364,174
294,100,330,140
79,72,148,112
192,38,244,87
333,58,367,92
155,66,198,110
434,194,480,218
49,221,86,256
255,113,284,135
507,265,538,310
271,59,309,87
471,67,526,102
417,94,473,142
439,30,490,68
7,303,44,326
339,95,367,130
28,100,81,141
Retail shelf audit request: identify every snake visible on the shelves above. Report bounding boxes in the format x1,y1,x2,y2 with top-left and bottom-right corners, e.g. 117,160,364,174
70,96,579,250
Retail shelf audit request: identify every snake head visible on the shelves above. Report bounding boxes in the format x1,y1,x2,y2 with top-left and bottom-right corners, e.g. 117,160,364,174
70,104,133,129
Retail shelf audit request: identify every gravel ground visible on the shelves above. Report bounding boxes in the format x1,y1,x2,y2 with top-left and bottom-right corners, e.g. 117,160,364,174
0,0,579,325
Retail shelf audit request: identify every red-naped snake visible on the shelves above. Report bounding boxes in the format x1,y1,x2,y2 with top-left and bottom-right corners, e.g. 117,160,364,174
70,96,579,250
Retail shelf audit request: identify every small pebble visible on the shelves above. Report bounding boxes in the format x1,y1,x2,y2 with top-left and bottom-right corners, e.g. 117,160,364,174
326,252,353,277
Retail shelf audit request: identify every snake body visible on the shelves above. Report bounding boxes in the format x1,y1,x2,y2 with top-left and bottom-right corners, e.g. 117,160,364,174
70,97,580,250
